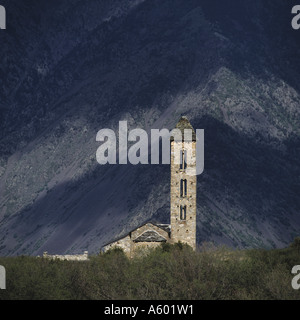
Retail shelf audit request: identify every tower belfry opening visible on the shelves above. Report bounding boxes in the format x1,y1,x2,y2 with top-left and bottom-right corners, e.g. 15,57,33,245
180,149,187,170
180,179,187,197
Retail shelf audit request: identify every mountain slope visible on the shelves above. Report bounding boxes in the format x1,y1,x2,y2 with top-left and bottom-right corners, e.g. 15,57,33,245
0,0,299,255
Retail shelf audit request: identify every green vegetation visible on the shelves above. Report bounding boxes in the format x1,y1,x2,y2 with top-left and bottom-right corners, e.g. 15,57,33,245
0,240,300,300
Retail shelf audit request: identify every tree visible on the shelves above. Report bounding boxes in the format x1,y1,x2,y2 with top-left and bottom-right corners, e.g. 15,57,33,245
290,237,300,254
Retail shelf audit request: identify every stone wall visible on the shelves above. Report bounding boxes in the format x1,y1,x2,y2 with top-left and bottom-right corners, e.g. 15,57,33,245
132,241,163,257
170,140,197,250
102,235,132,256
43,251,89,261
102,223,170,258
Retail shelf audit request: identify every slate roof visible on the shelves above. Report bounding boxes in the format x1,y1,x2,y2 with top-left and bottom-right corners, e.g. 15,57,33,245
102,220,171,248
133,230,167,243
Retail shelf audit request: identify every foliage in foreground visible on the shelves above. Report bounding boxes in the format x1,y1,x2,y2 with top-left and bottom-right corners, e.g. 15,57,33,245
0,240,300,300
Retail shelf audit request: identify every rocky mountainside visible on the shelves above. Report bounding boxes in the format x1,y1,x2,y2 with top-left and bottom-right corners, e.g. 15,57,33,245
0,0,300,255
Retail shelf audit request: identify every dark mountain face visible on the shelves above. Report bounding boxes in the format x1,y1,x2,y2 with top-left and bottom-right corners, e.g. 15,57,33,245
0,0,299,255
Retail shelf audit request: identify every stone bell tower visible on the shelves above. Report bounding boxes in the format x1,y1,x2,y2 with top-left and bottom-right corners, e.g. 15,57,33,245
170,117,197,250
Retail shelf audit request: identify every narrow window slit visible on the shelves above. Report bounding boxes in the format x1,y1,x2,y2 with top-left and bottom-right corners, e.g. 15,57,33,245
180,205,187,220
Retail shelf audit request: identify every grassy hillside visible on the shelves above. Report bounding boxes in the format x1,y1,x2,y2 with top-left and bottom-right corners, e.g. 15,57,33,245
0,240,299,300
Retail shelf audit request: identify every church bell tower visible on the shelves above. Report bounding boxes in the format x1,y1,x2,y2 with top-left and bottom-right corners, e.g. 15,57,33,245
170,117,197,250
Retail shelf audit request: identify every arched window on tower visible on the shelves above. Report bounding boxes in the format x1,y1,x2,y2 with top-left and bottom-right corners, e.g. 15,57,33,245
180,150,187,170
180,205,187,220
180,179,187,197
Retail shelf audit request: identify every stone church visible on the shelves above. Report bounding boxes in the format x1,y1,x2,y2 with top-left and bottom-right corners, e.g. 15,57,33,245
102,117,197,257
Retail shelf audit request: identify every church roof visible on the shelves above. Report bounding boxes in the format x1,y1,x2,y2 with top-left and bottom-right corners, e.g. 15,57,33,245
133,230,167,243
171,116,196,141
102,221,170,248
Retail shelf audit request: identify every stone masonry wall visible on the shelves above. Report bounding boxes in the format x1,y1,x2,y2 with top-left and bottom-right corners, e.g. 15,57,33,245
103,223,170,258
170,140,197,250
102,235,132,256
132,241,163,256
43,251,89,261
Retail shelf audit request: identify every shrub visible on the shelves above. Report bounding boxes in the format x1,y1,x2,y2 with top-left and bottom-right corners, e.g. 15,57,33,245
0,241,299,300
